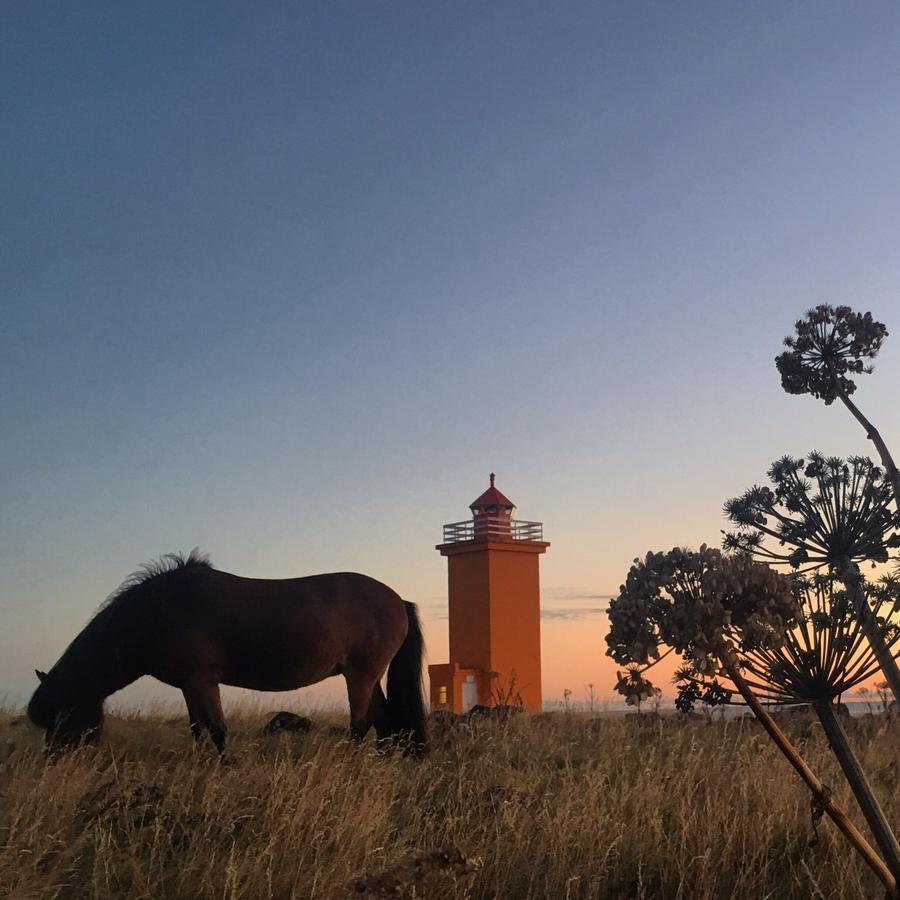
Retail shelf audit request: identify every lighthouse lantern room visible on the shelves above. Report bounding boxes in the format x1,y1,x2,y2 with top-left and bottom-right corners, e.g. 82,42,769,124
429,474,549,713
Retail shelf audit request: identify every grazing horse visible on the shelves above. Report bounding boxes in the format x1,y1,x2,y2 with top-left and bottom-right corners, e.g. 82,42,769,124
28,551,428,754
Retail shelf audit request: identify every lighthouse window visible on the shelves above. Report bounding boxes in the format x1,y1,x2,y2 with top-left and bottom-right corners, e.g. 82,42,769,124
439,686,448,705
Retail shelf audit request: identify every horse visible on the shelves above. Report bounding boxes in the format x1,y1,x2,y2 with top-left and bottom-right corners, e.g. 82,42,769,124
27,551,428,754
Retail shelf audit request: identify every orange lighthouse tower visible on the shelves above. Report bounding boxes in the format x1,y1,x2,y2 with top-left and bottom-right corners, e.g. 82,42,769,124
428,474,549,713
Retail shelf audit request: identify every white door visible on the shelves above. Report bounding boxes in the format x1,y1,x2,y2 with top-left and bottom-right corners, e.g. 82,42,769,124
461,678,478,713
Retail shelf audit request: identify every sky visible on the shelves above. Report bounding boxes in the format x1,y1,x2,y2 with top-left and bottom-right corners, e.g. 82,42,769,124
2,2,899,712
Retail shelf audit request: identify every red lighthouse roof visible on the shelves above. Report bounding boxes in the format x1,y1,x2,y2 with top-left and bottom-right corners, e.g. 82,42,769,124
469,473,515,512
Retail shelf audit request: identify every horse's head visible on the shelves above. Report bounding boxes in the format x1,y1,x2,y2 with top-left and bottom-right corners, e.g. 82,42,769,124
28,668,104,751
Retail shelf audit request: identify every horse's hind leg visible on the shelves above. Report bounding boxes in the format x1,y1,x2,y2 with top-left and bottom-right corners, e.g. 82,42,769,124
184,689,206,743
345,670,378,741
183,681,228,754
370,683,390,740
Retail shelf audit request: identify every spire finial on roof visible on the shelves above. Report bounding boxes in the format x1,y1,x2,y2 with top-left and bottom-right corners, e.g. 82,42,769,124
470,474,514,512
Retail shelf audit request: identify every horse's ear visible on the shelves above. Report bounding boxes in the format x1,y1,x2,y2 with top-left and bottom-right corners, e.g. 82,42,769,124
35,669,48,683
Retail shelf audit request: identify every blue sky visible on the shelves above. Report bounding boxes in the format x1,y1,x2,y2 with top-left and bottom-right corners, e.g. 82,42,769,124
2,2,899,707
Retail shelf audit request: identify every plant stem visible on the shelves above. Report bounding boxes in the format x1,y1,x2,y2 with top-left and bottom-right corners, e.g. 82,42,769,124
722,652,897,897
833,384,900,712
837,556,900,709
814,700,900,882
837,388,900,503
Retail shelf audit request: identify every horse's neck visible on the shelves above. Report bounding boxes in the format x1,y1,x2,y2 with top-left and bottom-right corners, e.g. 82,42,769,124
60,607,148,701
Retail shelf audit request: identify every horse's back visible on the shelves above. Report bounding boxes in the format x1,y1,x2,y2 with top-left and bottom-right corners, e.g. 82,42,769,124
151,569,409,691
207,569,402,614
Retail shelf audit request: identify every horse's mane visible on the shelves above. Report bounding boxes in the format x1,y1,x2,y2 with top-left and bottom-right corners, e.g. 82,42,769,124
99,549,213,614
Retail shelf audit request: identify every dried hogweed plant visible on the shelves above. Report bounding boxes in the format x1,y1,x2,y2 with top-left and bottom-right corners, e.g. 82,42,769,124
776,304,899,501
676,575,900,708
605,547,899,896
675,573,900,885
724,452,900,705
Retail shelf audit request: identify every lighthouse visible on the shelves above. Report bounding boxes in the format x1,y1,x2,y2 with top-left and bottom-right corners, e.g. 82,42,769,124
428,474,549,713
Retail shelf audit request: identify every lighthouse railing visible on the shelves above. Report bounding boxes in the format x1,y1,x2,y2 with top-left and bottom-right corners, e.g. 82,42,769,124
441,518,544,544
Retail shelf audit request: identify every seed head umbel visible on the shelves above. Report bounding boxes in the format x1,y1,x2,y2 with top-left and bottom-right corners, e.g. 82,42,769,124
723,453,900,572
605,546,799,680
775,304,888,405
675,573,900,710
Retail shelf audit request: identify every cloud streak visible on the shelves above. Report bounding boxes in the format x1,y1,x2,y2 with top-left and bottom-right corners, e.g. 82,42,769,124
540,587,611,620
417,589,612,622
542,588,612,603
540,607,608,621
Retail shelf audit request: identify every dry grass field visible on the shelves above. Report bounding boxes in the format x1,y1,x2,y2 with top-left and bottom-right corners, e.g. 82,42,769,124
0,706,897,899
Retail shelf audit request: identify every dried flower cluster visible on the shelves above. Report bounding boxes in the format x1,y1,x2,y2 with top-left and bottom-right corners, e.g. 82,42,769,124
776,304,888,405
613,665,660,707
672,672,732,714
675,574,900,711
605,546,798,679
723,453,900,571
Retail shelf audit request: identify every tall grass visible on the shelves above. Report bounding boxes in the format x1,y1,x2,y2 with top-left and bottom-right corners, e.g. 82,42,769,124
1,708,895,898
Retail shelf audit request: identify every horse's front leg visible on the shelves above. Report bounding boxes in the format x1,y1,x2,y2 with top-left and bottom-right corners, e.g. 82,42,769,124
182,680,227,754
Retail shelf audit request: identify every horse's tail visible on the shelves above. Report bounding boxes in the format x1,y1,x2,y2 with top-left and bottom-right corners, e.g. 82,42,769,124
386,601,429,754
